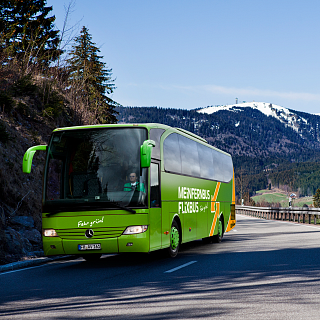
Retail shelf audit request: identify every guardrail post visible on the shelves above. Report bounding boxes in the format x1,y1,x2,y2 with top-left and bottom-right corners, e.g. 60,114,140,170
298,214,301,223
309,214,311,224
303,214,305,224
314,215,317,225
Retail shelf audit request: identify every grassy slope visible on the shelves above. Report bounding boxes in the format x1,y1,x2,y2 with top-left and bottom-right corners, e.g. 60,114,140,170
252,189,313,207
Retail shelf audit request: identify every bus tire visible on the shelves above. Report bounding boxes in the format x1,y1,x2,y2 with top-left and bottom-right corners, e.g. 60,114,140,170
168,220,180,258
212,215,224,243
83,253,102,261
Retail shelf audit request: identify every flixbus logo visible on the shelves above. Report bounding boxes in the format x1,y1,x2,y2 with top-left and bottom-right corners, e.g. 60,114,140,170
177,186,211,214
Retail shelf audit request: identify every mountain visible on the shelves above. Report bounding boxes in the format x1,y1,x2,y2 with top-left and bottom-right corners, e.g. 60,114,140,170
117,103,320,198
117,103,320,160
198,102,320,143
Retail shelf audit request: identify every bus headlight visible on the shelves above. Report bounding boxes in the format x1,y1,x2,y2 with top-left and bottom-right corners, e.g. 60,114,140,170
43,229,58,237
123,225,148,235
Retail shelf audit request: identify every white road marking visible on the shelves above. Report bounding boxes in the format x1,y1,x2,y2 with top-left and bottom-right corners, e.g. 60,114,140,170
0,254,119,276
0,264,45,275
164,260,197,273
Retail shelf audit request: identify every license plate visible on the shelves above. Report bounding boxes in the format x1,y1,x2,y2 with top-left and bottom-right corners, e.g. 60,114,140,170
78,244,101,251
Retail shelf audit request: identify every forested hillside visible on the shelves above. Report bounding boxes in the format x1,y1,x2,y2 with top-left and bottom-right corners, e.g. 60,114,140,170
0,1,119,264
268,162,320,197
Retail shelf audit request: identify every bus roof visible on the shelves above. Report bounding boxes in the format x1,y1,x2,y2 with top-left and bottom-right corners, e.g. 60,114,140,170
52,123,231,157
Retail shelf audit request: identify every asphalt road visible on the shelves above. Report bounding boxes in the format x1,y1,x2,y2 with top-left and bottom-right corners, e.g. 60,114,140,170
2,215,320,320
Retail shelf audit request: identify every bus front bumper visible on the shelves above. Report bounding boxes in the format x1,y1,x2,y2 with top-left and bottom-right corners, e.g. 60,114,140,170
43,232,150,256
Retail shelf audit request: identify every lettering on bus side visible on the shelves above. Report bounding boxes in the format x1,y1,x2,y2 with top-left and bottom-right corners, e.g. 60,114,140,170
177,186,211,214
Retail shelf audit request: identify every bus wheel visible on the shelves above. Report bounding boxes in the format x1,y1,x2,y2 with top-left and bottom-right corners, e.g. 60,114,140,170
212,215,224,243
168,220,180,257
83,253,102,262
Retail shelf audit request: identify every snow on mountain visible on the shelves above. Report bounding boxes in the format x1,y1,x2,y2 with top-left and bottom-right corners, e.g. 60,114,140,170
197,101,309,134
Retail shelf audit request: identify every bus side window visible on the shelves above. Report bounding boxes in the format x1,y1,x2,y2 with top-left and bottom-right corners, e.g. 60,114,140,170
47,158,63,200
150,128,165,160
150,162,160,207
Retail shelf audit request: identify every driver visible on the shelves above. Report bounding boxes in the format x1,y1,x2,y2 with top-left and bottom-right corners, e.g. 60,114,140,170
124,172,145,192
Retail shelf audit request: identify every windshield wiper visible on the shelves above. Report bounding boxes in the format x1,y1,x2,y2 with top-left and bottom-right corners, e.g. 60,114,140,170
45,206,71,216
108,202,136,214
45,202,136,216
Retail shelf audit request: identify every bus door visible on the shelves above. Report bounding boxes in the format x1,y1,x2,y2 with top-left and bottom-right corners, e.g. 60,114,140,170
149,161,162,250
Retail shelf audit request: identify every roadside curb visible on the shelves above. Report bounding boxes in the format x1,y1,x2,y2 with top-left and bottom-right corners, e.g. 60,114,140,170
0,255,73,273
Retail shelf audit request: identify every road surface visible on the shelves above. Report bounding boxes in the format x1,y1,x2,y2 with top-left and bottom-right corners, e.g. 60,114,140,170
2,215,320,319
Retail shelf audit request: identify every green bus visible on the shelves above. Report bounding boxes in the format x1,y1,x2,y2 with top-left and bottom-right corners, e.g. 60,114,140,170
23,123,235,259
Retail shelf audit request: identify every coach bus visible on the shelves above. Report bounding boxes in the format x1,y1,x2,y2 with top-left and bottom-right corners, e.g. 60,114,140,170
22,123,235,259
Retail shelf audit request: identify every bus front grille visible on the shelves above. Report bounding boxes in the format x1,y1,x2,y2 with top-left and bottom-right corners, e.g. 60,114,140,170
56,227,125,239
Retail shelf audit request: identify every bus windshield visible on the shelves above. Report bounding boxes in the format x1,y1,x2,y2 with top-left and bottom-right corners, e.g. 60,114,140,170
44,127,148,213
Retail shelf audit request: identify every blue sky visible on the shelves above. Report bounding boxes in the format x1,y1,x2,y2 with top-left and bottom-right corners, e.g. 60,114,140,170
47,0,320,114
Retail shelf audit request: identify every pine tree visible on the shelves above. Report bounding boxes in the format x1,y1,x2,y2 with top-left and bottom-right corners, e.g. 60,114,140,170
313,188,320,208
0,0,61,71
67,26,118,125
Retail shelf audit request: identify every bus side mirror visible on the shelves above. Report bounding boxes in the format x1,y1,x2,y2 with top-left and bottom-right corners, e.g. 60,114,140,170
23,145,47,173
140,140,155,168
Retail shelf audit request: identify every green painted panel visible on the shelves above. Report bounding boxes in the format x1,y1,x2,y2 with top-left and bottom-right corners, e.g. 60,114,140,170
161,202,171,248
149,207,162,250
196,200,209,239
42,211,148,230
43,237,64,256
118,231,150,252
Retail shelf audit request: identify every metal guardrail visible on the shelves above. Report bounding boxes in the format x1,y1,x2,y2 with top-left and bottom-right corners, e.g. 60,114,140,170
236,205,320,225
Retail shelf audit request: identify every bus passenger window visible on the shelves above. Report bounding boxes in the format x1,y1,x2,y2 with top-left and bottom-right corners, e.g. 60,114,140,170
150,128,165,160
163,133,181,173
178,135,200,177
197,143,214,180
150,163,160,207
